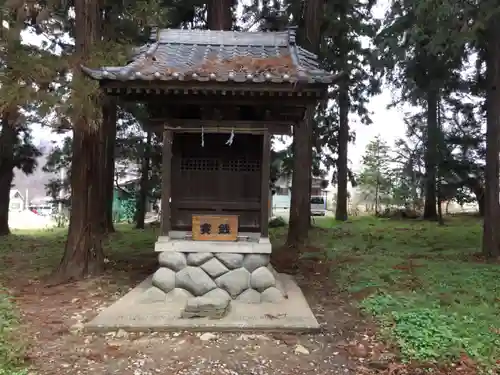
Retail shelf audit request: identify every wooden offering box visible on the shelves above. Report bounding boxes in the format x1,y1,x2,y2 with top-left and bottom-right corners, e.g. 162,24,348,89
192,215,238,241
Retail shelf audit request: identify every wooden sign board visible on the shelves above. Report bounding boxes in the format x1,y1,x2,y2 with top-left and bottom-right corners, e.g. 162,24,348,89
192,215,238,241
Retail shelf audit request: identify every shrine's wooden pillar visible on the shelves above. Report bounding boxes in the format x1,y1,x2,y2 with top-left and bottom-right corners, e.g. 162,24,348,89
161,129,173,236
260,131,271,238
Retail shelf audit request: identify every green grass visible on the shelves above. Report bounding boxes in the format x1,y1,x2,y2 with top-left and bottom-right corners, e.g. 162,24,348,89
0,224,158,374
0,218,498,371
0,292,27,375
299,215,500,370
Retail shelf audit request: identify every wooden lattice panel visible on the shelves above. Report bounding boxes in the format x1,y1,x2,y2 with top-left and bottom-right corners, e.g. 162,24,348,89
192,215,238,241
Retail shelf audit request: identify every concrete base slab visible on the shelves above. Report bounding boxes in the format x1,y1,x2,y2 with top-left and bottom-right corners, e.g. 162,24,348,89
154,236,272,253
85,274,319,333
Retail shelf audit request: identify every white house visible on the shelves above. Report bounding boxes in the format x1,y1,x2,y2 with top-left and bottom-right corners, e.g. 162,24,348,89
271,175,329,210
9,189,25,212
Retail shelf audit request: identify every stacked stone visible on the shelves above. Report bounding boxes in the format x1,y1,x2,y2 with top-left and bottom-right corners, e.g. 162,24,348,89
151,251,286,304
181,289,231,319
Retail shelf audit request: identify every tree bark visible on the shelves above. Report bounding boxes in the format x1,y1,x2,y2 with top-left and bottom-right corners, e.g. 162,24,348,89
0,115,16,236
288,0,324,231
335,77,349,221
304,0,324,227
55,129,106,281
101,97,116,233
135,131,152,229
51,0,104,282
423,89,439,220
437,191,444,226
466,179,484,216
477,192,485,216
207,0,233,30
482,13,500,259
0,26,23,236
287,113,312,247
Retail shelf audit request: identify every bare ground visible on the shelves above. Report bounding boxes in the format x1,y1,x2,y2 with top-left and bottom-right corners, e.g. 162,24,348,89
5,243,475,375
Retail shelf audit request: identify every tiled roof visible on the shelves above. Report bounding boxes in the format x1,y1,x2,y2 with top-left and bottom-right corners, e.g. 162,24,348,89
82,28,335,85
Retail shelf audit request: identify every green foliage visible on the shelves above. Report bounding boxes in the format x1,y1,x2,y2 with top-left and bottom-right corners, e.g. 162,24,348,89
0,225,160,374
315,0,381,181
362,293,500,364
0,291,26,374
241,0,380,183
357,136,393,211
43,136,71,200
292,216,500,369
356,101,485,210
268,216,286,228
43,110,164,206
51,211,69,228
10,123,42,175
121,197,137,223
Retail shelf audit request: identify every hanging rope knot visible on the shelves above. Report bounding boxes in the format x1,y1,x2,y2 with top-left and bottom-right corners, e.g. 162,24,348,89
226,128,235,146
201,126,204,147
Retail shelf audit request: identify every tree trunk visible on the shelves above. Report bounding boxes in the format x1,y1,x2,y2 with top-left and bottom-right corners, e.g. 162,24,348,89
482,13,500,259
0,115,16,236
308,116,315,228
135,131,152,229
477,193,485,216
423,89,438,220
0,26,23,236
335,77,349,221
287,0,324,241
308,178,313,227
437,197,444,225
436,101,444,226
207,0,233,30
51,0,104,283
101,97,116,233
100,10,117,234
466,179,484,216
55,129,105,281
302,0,323,227
287,112,312,247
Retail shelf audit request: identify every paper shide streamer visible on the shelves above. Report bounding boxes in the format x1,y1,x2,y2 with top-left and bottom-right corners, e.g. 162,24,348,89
226,128,235,146
199,126,235,147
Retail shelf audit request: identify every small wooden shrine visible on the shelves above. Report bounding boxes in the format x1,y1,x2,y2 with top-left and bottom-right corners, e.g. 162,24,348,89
83,28,334,250
84,28,335,310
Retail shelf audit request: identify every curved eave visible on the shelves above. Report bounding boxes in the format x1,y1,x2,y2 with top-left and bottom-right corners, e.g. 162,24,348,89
81,65,341,87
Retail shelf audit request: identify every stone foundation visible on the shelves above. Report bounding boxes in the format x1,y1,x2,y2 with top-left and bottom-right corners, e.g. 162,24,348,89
151,251,286,305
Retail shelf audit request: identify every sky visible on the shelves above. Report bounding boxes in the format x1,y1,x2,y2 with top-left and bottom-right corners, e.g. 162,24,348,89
27,0,408,173
350,92,406,170
246,0,408,173
345,0,408,172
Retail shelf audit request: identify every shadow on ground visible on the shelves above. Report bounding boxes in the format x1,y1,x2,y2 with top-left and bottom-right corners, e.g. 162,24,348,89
0,218,489,375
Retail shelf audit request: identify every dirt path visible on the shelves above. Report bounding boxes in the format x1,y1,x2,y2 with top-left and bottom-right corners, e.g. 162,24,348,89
11,259,391,375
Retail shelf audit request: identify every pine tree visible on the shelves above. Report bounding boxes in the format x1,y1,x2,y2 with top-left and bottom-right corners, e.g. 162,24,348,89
240,0,380,231
316,0,380,221
238,0,324,247
377,0,467,221
358,136,392,214
51,0,212,281
481,9,500,259
43,137,72,203
207,0,236,30
286,0,324,247
51,0,108,281
0,3,58,235
390,137,424,210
